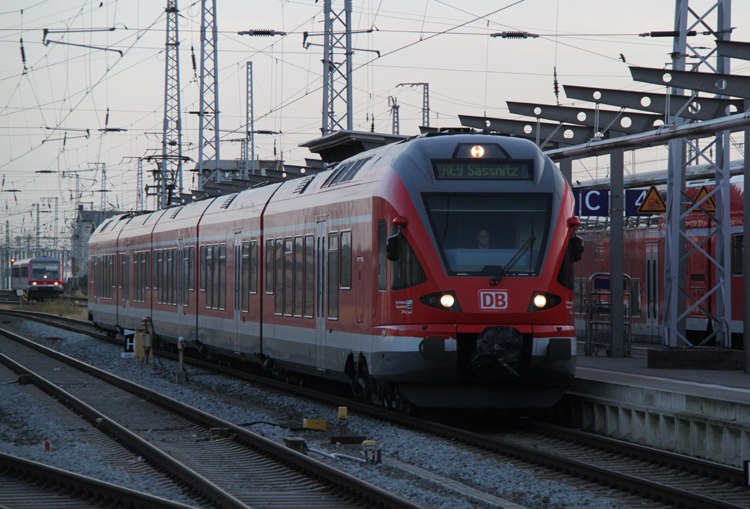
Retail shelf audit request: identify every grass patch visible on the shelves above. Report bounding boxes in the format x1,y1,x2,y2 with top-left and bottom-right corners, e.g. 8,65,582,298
32,300,89,321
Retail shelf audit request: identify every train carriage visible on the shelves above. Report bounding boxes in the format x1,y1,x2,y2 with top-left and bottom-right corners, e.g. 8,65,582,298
89,132,581,409
11,257,64,298
573,175,745,346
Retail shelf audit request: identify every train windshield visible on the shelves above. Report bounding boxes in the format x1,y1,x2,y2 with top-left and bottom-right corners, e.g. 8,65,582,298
423,193,552,277
30,261,60,280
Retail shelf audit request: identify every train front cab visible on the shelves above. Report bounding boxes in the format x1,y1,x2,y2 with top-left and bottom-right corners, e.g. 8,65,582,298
368,135,578,408
11,257,64,297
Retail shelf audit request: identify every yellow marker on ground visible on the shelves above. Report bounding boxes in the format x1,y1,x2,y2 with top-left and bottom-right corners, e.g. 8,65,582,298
302,418,328,431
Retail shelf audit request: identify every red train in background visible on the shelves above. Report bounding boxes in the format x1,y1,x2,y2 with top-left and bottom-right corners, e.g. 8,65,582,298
88,132,582,409
11,257,64,298
573,175,744,348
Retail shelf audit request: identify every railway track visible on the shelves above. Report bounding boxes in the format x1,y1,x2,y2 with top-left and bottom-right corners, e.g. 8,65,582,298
0,451,196,509
0,322,424,509
3,309,750,509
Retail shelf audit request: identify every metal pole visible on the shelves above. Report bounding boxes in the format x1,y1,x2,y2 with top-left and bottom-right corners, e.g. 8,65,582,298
559,158,572,184
322,0,332,135
610,149,625,357
35,203,40,250
345,0,353,131
745,98,750,371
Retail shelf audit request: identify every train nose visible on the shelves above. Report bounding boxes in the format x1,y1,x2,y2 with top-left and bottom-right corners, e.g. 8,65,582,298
463,326,523,383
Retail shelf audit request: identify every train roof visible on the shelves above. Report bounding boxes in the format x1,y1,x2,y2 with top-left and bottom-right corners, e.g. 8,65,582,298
12,257,61,265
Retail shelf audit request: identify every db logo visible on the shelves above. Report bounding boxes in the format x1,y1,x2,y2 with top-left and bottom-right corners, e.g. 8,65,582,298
479,290,508,310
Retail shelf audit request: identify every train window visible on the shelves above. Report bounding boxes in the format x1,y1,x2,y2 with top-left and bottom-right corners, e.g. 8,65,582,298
181,249,189,306
266,239,274,295
304,235,314,318
573,279,582,314
21,266,27,278
173,248,179,305
13,267,19,278
241,242,250,312
594,247,604,259
118,254,124,290
250,241,258,294
328,232,339,320
206,246,213,308
390,224,428,291
284,238,293,316
145,251,151,292
200,245,207,291
377,220,387,291
187,247,195,291
275,239,284,314
732,235,743,276
631,279,641,318
218,244,226,310
340,231,352,290
294,236,304,317
167,249,174,305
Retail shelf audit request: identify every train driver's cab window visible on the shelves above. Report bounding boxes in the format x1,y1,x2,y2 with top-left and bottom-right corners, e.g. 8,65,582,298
30,262,59,280
390,224,427,291
423,193,552,277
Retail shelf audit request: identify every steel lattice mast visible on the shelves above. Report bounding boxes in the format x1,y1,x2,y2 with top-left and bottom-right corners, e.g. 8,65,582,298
662,0,733,348
198,0,220,189
161,0,183,208
322,0,353,135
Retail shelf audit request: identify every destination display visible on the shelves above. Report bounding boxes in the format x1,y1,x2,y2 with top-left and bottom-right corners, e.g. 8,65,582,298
432,159,533,180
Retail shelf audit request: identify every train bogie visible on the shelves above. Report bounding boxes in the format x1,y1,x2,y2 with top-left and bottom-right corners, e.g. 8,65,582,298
89,133,579,408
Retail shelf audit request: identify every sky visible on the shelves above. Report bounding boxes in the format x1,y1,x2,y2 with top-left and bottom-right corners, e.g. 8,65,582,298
1,0,749,249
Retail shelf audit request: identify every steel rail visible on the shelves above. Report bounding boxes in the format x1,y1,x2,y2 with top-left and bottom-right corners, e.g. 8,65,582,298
0,324,424,509
0,347,251,509
0,451,197,509
4,309,746,508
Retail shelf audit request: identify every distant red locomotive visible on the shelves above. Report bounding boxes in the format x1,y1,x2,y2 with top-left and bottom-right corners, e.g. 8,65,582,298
88,133,581,409
11,257,64,298
573,176,744,347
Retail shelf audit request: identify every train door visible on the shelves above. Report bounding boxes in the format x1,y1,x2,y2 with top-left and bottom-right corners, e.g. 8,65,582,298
645,242,659,341
356,256,364,324
233,233,242,351
315,220,327,370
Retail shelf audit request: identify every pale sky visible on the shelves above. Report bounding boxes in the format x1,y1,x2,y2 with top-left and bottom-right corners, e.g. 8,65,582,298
1,0,748,247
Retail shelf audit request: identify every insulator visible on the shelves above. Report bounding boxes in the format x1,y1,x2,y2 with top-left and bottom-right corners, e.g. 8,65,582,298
253,29,274,36
502,31,527,39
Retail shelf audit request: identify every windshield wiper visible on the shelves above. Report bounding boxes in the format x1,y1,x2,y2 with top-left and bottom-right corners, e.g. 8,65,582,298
490,235,536,286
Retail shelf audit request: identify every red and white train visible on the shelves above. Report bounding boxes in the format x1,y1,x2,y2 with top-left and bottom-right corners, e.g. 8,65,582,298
88,133,581,409
11,257,64,298
574,174,744,347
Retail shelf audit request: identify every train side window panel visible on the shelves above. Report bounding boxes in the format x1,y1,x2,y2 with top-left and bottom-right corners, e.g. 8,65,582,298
390,224,428,291
328,232,339,320
275,238,284,314
573,279,582,314
266,239,274,295
594,247,604,259
172,248,179,305
377,220,387,291
145,251,151,291
218,244,226,310
340,231,352,289
206,245,213,308
200,245,207,291
250,241,258,294
21,265,27,278
732,235,743,276
284,238,293,316
304,235,314,318
13,267,19,278
182,248,190,305
188,247,195,291
422,193,552,277
631,279,642,318
212,244,220,309
294,236,304,317
241,242,250,312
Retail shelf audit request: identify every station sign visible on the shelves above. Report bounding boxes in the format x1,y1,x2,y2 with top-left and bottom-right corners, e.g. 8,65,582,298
574,187,667,217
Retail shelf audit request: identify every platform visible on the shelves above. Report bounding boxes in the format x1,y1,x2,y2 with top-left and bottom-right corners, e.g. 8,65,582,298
545,343,750,468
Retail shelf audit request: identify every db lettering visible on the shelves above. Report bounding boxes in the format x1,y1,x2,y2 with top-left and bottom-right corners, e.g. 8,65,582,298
480,290,508,310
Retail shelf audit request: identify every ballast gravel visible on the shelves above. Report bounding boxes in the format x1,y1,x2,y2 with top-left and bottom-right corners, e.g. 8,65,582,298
1,319,633,509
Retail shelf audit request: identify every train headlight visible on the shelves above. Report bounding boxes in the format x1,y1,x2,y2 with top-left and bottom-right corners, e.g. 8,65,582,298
440,294,455,308
420,291,461,312
528,291,562,312
533,294,547,308
32,282,37,285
